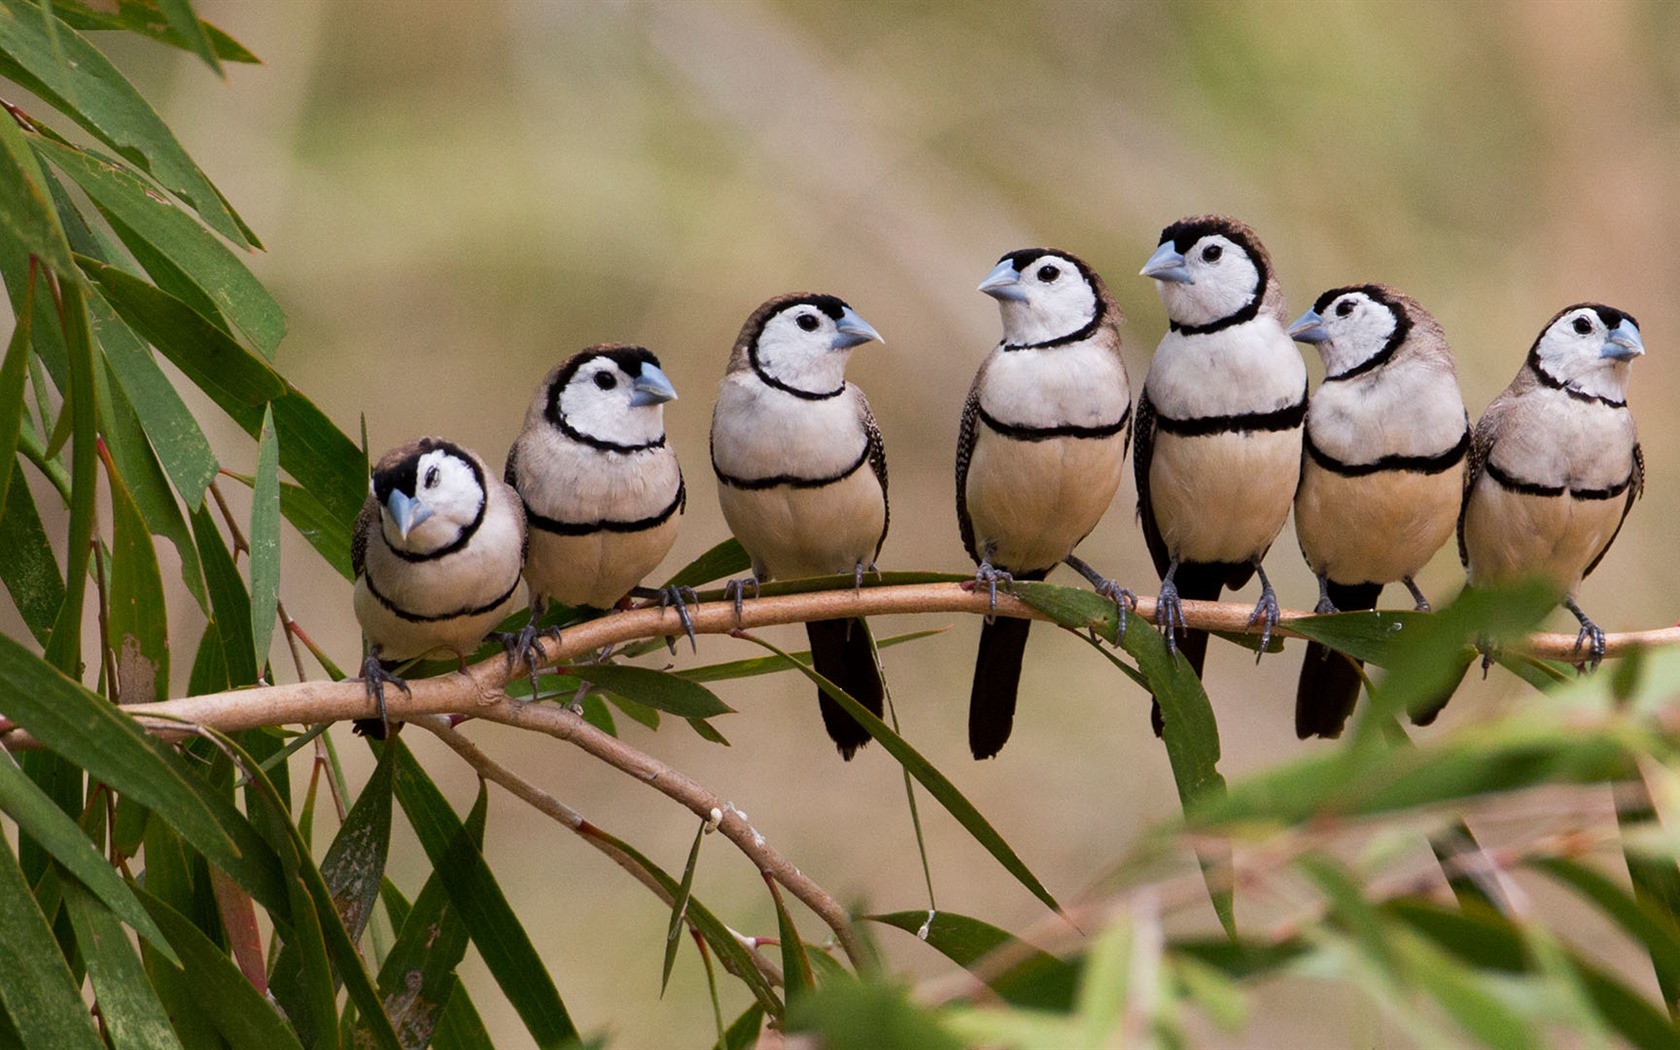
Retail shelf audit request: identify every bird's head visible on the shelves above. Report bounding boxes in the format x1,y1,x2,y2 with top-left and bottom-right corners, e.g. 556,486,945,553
1289,285,1417,380
372,438,486,553
979,248,1109,346
741,293,881,397
1530,303,1644,403
544,344,677,448
1142,215,1274,330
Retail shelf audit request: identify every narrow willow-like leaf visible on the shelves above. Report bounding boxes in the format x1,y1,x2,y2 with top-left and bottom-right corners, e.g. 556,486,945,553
738,631,1062,916
272,480,353,579
431,990,496,1050
248,405,280,673
869,910,1078,1010
0,472,64,643
677,628,949,684
190,503,259,686
79,258,285,405
1534,856,1680,1016
0,260,35,515
0,748,174,960
154,0,218,73
715,1004,763,1050
662,819,707,995
319,736,394,944
769,876,815,1003
663,537,750,590
576,664,732,719
366,793,484,1050
1621,781,1680,1018
786,981,964,1050
60,878,182,1050
42,278,96,675
49,0,259,63
103,440,170,704
137,889,306,1050
0,837,104,1049
390,741,578,1047
0,103,75,273
0,1,254,246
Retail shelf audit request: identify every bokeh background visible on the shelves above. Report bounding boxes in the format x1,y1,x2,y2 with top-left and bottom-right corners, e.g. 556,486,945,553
56,1,1680,1044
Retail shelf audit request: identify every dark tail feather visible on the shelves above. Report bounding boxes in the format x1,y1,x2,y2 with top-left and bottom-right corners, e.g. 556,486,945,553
1294,581,1383,739
806,617,883,760
970,615,1033,759
1150,563,1229,737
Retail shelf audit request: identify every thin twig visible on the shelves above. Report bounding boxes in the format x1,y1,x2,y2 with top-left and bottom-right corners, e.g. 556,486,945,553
416,715,785,989
208,477,249,560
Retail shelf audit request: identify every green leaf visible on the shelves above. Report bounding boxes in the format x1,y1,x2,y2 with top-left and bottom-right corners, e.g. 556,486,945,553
787,980,963,1050
79,258,285,404
277,481,352,579
320,737,394,945
0,260,35,515
663,537,750,590
36,139,282,356
42,278,96,676
155,0,219,74
0,838,104,1049
390,740,579,1047
367,791,484,1050
0,1,256,246
662,819,707,995
136,889,305,1050
575,664,732,719
676,627,949,684
1621,781,1680,1017
869,910,1078,1010
248,405,279,673
0,470,64,643
103,440,170,704
737,631,1062,916
48,0,260,64
1533,856,1680,1015
715,1005,763,1050
60,879,182,1050
0,104,74,274
190,502,258,687
769,877,815,1003
0,748,175,961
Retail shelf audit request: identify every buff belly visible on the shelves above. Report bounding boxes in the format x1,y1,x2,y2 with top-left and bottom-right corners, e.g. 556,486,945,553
353,577,521,663
1149,428,1300,565
1295,461,1463,584
524,516,680,610
1462,479,1626,592
718,468,885,581
965,429,1126,572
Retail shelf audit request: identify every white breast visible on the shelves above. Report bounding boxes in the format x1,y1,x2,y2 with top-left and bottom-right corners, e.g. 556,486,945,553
1307,364,1466,463
977,340,1130,428
710,374,869,481
1144,319,1306,419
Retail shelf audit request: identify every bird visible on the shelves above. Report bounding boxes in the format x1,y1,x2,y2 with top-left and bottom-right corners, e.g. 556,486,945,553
1437,303,1645,721
956,248,1133,760
1288,285,1470,739
351,437,527,738
710,293,888,760
1134,214,1306,734
503,345,686,689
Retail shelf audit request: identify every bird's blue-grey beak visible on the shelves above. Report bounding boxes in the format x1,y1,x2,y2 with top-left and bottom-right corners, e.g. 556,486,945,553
1602,320,1645,361
385,489,432,540
832,306,883,350
629,363,679,407
1141,242,1193,284
977,259,1028,301
1288,309,1330,345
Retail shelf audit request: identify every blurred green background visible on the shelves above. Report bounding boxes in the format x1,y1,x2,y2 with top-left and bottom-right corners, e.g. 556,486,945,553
68,0,1680,1044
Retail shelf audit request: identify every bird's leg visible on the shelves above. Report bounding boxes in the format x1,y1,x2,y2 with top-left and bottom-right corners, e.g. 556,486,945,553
493,595,558,700
1156,558,1187,658
631,584,700,654
354,643,409,740
1563,596,1606,671
1063,553,1137,641
971,543,1014,620
1314,573,1337,615
1245,560,1282,664
723,574,760,626
1403,576,1431,612
852,560,881,593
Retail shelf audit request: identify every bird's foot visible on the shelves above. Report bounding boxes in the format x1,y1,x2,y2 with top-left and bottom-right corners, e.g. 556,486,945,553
1564,597,1606,671
853,561,881,593
354,652,410,740
972,558,1014,618
1403,577,1431,612
1246,576,1281,664
723,575,760,626
1092,578,1138,642
1314,594,1338,616
493,621,560,699
634,584,699,654
1156,576,1187,659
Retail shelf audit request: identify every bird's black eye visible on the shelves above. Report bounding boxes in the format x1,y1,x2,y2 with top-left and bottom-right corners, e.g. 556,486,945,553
796,313,820,332
594,371,617,390
424,466,440,489
1201,244,1223,262
1335,299,1355,318
1572,316,1593,335
1036,264,1060,282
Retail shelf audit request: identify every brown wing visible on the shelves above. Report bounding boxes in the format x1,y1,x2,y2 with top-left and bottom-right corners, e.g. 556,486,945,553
351,494,379,580
1133,386,1172,579
860,394,890,559
1582,441,1643,579
954,371,983,565
1457,394,1513,567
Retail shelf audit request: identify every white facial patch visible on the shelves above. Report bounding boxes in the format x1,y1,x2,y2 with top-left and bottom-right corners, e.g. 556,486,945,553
559,358,666,446
1155,235,1261,328
1535,310,1631,403
1318,293,1397,376
997,254,1098,345
754,306,850,395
